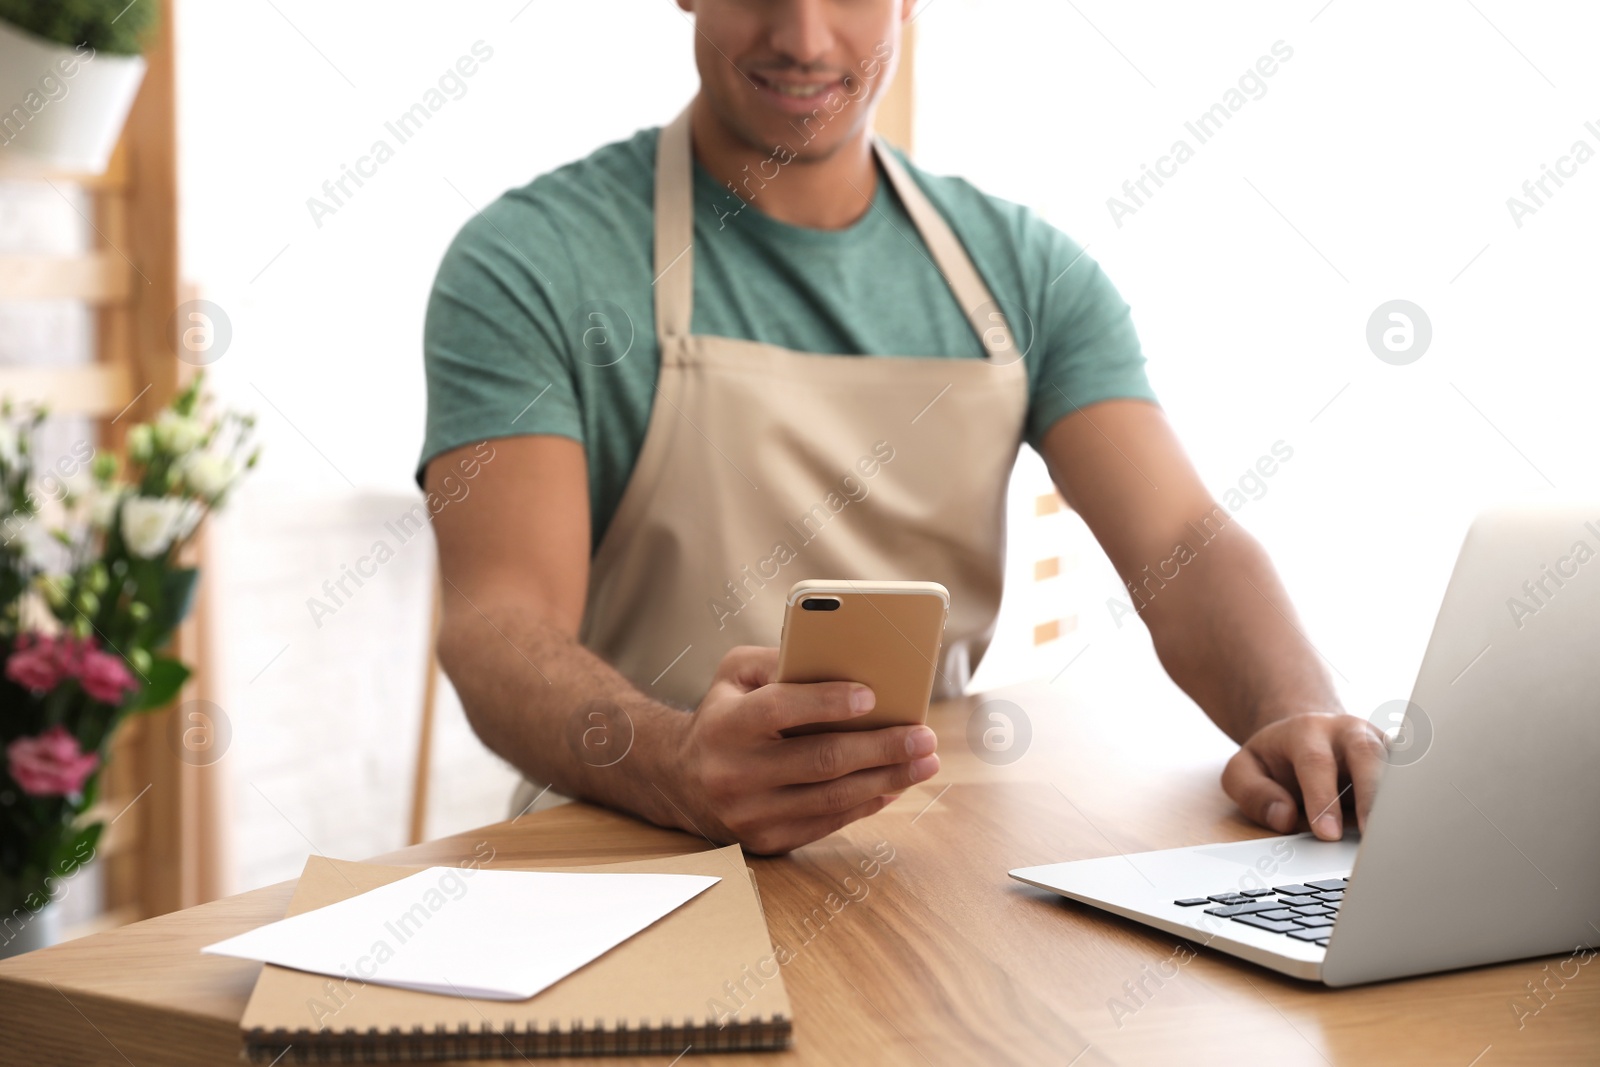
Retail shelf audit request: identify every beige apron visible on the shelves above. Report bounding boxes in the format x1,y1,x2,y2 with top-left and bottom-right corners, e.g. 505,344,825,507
510,104,1028,815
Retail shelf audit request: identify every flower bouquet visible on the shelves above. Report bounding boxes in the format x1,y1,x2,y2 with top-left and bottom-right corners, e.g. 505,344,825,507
0,377,255,952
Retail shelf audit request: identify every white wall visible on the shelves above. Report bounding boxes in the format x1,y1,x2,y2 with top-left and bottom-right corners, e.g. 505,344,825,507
178,1,697,493
940,0,1600,719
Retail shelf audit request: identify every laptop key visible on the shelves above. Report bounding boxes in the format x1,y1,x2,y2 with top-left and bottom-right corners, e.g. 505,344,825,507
1174,898,1211,907
1291,905,1332,917
1272,884,1319,895
1287,927,1332,942
1205,900,1285,917
1305,879,1349,892
1240,889,1275,898
1295,915,1335,928
1233,915,1304,933
1207,894,1250,905
1258,909,1298,921
1314,892,1344,903
1277,894,1317,907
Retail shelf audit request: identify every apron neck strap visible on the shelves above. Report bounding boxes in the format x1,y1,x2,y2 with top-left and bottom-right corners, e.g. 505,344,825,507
654,105,697,343
871,137,1017,360
653,102,1018,359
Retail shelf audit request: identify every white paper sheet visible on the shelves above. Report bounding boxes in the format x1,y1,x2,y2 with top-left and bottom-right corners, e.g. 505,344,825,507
202,866,720,1001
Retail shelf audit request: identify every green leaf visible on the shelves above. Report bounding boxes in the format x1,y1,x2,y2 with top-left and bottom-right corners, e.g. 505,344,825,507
127,655,190,712
144,566,199,640
77,764,103,810
44,821,104,889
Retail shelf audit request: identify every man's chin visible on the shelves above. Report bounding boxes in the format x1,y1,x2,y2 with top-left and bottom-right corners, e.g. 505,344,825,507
734,109,860,161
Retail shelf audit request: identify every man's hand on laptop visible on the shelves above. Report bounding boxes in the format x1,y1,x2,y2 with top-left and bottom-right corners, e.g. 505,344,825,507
1221,711,1388,841
663,646,940,856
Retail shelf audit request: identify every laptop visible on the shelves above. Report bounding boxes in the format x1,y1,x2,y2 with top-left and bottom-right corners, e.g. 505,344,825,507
1010,506,1600,986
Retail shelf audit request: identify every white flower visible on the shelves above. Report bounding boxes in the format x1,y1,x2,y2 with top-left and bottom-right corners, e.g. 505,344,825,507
120,496,188,558
181,453,236,498
153,411,205,455
4,511,61,570
60,469,93,503
23,525,55,568
88,487,123,530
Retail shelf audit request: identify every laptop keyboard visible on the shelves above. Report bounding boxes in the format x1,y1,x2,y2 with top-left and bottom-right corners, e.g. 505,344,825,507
1173,877,1349,947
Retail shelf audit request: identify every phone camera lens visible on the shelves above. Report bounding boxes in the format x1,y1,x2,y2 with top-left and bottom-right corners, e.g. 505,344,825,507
801,597,841,611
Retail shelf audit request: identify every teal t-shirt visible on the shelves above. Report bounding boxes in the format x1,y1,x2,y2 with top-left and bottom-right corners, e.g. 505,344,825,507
419,126,1158,552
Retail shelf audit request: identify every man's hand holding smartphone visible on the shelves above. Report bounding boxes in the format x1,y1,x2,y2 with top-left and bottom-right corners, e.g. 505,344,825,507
669,645,939,856
664,581,948,855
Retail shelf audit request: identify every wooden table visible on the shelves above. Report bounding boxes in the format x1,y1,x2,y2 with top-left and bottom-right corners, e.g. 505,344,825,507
2,674,1593,1066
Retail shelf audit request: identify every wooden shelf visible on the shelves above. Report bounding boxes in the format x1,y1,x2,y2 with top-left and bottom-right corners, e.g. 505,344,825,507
0,365,132,418
0,153,129,191
0,252,133,302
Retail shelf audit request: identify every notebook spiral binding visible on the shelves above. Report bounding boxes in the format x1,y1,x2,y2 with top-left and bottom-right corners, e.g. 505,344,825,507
245,1015,793,1062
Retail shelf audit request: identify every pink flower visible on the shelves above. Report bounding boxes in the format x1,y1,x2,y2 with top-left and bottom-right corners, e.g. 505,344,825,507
78,646,138,704
5,633,140,705
5,726,100,797
54,636,90,678
6,634,64,693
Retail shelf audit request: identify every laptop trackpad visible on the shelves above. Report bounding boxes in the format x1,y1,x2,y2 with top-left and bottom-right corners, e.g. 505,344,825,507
1193,834,1360,881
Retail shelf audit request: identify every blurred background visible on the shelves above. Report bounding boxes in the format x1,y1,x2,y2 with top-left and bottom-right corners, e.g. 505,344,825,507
1,0,1595,939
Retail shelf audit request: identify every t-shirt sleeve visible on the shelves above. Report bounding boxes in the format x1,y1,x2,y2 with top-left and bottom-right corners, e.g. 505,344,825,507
1024,223,1159,449
417,194,582,487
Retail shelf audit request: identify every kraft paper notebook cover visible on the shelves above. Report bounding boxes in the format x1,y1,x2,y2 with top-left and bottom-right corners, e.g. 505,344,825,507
236,845,791,1062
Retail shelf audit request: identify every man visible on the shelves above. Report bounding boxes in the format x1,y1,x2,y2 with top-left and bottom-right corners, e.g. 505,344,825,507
419,0,1385,855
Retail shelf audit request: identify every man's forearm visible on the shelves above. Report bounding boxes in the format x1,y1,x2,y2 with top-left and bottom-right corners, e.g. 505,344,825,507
1136,523,1341,743
435,595,693,829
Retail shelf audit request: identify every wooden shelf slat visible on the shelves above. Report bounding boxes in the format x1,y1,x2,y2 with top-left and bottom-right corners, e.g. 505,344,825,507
0,252,133,302
0,364,133,417
0,151,130,190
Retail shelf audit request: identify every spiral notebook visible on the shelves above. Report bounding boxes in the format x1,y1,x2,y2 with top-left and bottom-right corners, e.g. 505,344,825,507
235,846,792,1062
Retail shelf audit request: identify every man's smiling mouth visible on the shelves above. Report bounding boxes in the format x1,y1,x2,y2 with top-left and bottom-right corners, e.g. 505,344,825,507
750,71,846,99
